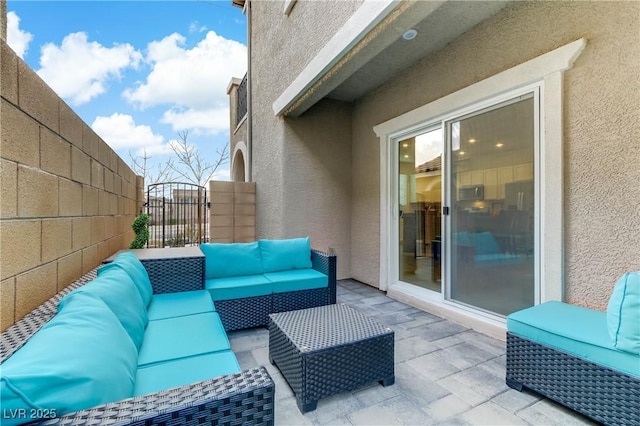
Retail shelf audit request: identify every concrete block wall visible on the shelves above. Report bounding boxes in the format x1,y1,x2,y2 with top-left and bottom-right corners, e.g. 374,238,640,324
209,181,256,243
0,40,143,331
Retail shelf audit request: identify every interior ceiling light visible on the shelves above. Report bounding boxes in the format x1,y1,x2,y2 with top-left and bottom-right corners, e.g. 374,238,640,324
459,151,465,155
402,29,418,40
496,143,504,148
469,139,476,143
402,143,409,148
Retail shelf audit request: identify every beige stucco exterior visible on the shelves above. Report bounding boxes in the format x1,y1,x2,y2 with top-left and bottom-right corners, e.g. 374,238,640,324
243,0,639,313
0,40,144,330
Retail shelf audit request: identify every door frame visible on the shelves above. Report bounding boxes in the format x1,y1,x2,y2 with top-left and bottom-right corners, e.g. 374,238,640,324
374,39,586,332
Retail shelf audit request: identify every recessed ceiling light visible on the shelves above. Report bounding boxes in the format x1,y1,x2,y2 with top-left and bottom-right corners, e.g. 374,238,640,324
459,151,465,155
402,29,418,40
402,143,409,148
468,139,476,143
403,154,409,158
496,143,504,148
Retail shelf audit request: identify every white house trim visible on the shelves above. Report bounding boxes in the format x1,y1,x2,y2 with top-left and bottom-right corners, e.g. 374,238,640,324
374,38,586,312
272,0,399,116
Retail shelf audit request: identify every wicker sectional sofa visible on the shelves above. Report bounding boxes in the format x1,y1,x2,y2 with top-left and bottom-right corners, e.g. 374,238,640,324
1,239,335,425
201,238,337,331
506,271,640,425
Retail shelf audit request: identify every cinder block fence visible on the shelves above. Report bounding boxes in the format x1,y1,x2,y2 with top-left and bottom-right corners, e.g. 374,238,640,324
0,40,144,331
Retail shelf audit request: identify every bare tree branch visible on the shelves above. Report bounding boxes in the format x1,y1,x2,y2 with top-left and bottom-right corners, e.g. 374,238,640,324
129,149,175,185
167,130,230,186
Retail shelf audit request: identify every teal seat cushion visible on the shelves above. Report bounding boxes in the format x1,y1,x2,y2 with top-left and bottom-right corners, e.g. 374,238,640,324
134,351,241,396
138,312,230,367
508,301,640,378
265,269,328,293
205,275,272,301
200,242,263,279
259,237,312,273
472,232,501,254
607,271,640,354
67,267,148,349
147,290,215,321
0,292,137,425
98,251,153,307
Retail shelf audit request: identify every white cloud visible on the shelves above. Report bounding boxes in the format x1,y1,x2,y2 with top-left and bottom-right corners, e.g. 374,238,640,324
161,106,229,135
37,32,142,106
91,113,169,156
6,11,33,59
189,21,208,34
124,30,246,135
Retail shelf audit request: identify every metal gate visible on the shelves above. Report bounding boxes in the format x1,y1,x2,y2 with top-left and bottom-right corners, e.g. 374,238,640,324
145,182,209,248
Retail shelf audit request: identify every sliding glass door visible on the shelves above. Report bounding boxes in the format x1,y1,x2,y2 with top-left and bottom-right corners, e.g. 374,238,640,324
394,91,538,318
446,94,536,316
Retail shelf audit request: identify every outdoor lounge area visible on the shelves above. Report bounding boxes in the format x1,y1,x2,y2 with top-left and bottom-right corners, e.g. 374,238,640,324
4,242,636,425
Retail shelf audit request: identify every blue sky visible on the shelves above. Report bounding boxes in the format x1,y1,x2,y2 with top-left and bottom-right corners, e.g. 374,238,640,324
6,0,247,183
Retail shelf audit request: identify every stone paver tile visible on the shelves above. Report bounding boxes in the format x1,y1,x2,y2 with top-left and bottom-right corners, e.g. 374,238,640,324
436,375,489,407
489,388,542,414
450,401,529,425
347,395,435,426
457,329,506,356
234,350,258,369
437,361,508,402
359,295,392,305
417,319,469,341
405,351,461,381
228,327,269,352
423,393,473,422
351,381,404,407
275,397,314,426
304,391,365,425
375,312,415,326
374,300,414,313
515,398,599,425
394,362,451,406
395,334,442,363
433,342,498,370
337,292,364,302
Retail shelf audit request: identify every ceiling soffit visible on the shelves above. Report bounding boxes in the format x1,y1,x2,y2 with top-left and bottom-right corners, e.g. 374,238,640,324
281,0,512,117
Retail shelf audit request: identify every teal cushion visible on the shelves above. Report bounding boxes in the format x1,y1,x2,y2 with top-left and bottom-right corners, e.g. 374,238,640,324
607,271,640,354
138,312,230,367
259,237,312,273
98,252,153,307
0,292,137,425
200,242,263,279
265,269,328,293
147,290,215,321
205,275,272,301
472,232,501,255
508,301,640,378
67,267,148,349
134,351,241,396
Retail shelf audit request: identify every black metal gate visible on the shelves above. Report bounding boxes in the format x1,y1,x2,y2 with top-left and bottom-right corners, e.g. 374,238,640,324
145,182,209,248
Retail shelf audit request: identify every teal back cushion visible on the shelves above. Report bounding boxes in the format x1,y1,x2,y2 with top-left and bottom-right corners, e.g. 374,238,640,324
472,232,501,255
200,242,263,278
98,252,153,307
71,267,148,349
0,292,137,425
259,237,312,273
607,271,640,354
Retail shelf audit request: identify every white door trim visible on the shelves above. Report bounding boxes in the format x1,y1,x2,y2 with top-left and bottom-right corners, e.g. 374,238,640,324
375,38,586,303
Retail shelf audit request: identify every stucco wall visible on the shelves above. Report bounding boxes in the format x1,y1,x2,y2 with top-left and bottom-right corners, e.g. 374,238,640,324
0,41,143,330
351,1,640,310
249,0,360,277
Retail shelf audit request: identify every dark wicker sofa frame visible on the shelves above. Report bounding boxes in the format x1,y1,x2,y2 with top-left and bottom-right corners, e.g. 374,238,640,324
0,267,275,426
506,332,640,426
213,249,338,332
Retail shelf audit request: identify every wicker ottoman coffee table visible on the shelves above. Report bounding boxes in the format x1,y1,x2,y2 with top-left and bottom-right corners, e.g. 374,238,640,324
268,303,395,413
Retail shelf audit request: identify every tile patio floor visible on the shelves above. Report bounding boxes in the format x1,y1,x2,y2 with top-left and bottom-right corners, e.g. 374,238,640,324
229,279,598,426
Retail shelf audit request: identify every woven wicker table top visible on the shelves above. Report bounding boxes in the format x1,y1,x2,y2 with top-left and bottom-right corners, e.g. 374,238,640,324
269,304,393,353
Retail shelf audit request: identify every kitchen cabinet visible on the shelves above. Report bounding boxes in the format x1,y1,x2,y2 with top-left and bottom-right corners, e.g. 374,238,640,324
457,163,533,201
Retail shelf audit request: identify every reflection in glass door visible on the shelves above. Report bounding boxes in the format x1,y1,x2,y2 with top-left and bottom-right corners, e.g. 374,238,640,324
398,127,442,292
447,94,536,316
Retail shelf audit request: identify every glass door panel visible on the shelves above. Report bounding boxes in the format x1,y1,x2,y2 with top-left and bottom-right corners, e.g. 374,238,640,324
398,127,442,292
448,95,535,316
